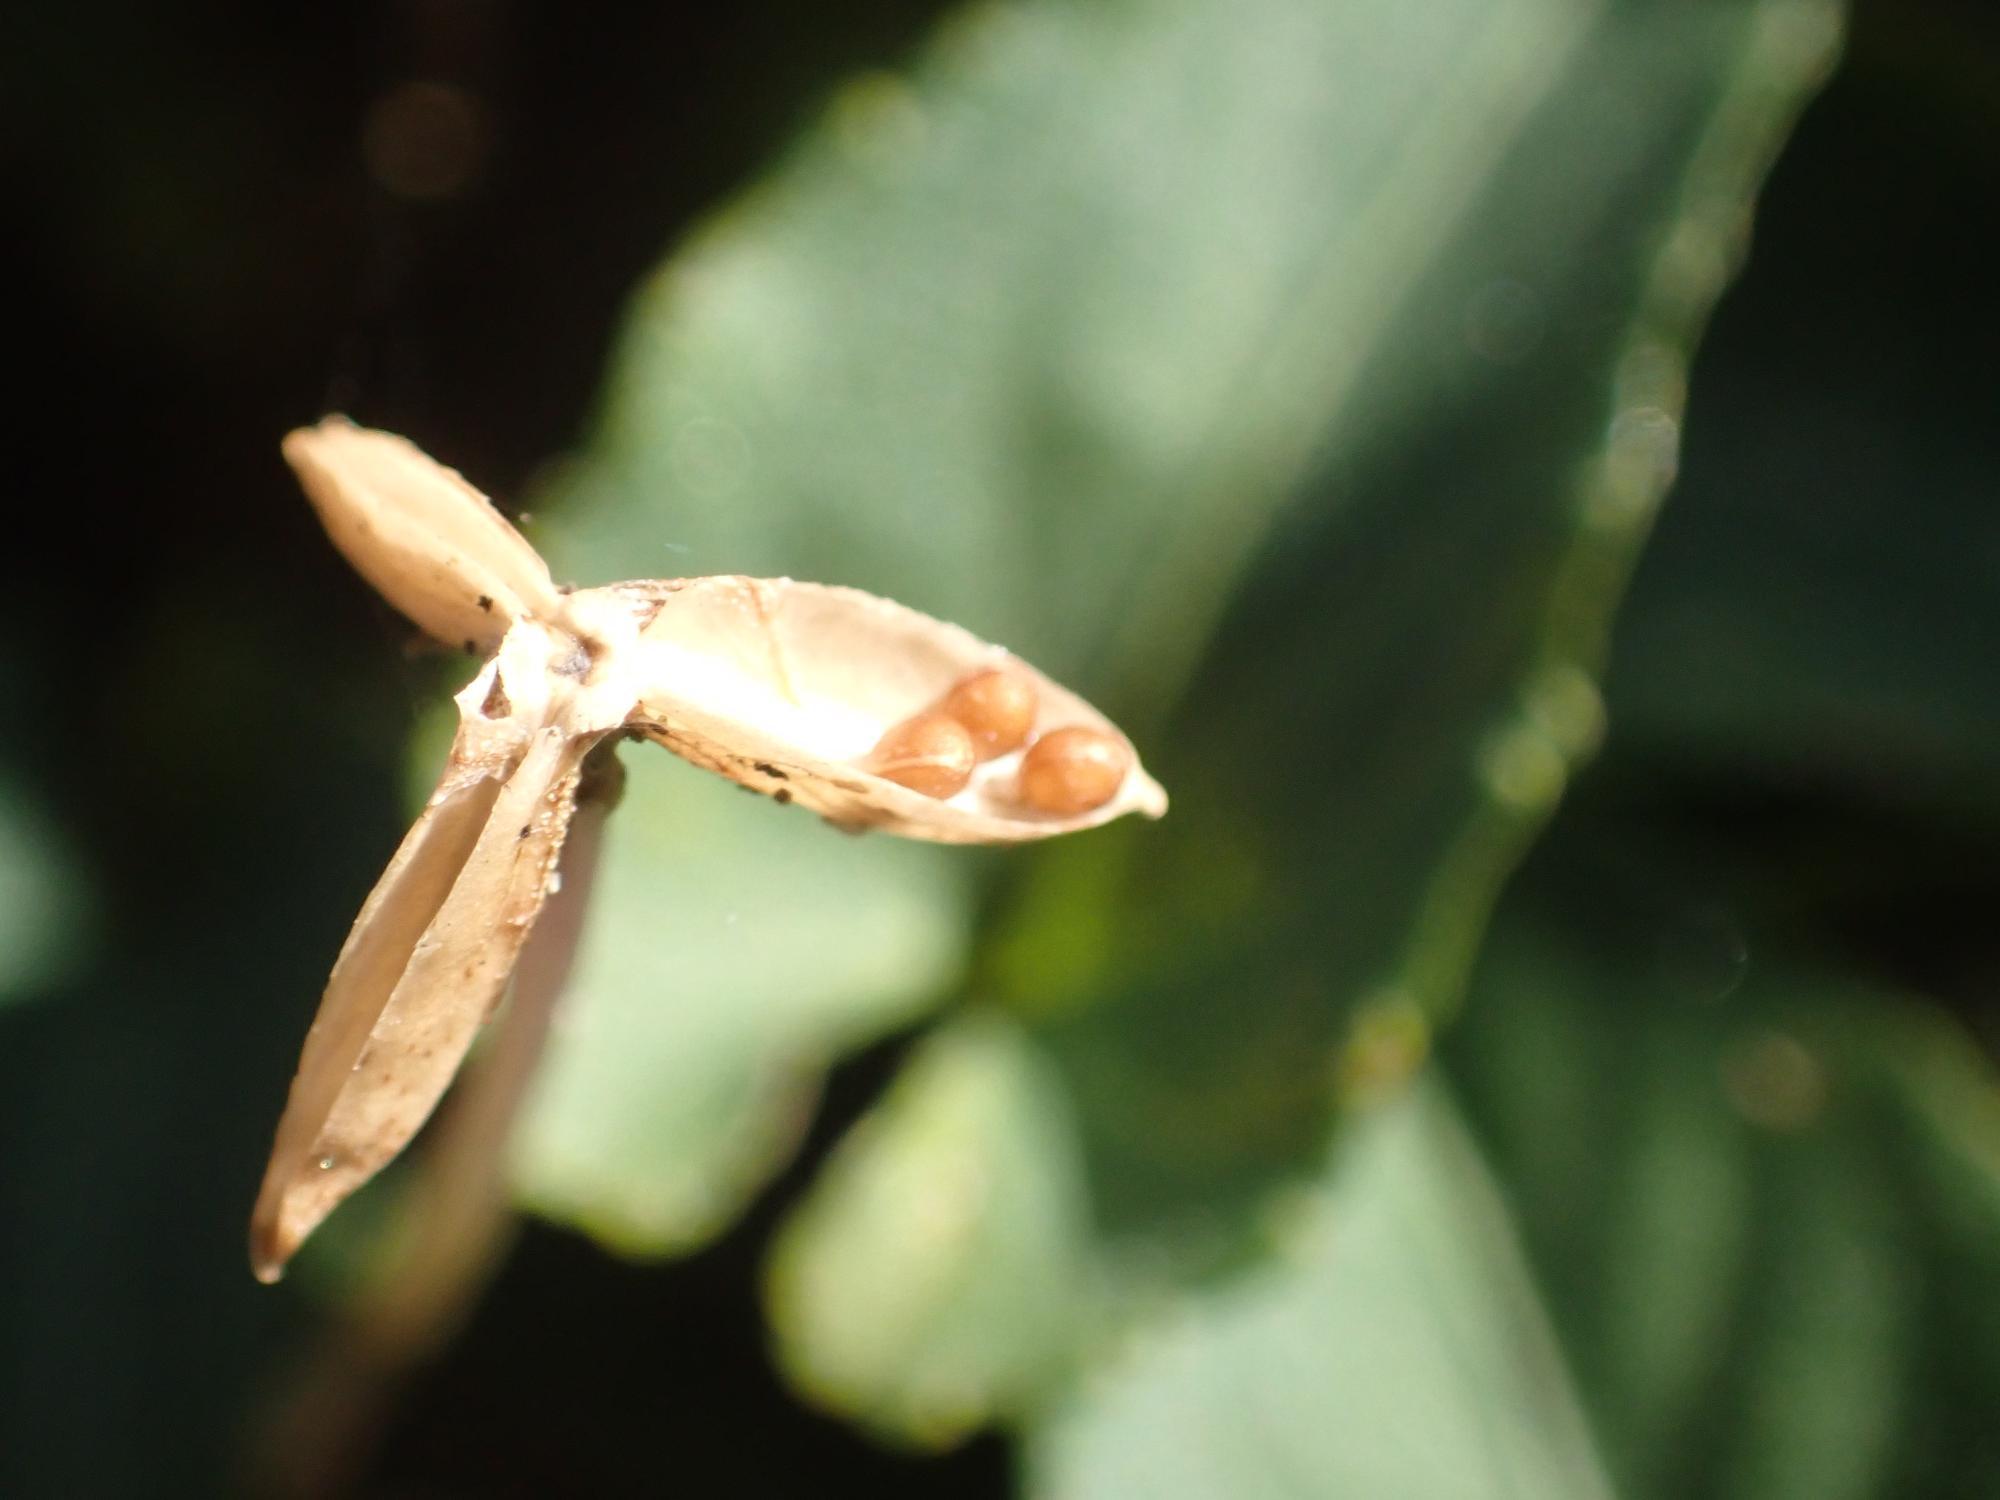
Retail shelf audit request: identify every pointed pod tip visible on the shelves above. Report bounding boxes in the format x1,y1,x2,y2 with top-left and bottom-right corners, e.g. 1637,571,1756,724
276,417,561,649
279,426,317,472
247,1219,293,1284
248,1170,324,1285
280,413,355,465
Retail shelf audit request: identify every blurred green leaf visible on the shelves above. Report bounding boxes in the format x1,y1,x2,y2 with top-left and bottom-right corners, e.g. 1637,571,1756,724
1025,1082,1615,1500
1000,0,1844,1269
1444,883,2000,1500
513,765,975,1253
509,0,1841,1450
538,0,1594,695
766,1016,1092,1446
0,770,92,1002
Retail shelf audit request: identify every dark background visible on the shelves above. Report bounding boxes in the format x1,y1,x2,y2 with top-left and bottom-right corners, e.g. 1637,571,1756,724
2,1,1995,1496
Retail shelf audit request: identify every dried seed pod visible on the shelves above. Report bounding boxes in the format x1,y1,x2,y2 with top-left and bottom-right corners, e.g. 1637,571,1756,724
939,665,1038,760
256,422,1171,1281
1018,726,1131,815
867,712,976,798
283,417,561,654
247,638,620,1282
617,576,1167,841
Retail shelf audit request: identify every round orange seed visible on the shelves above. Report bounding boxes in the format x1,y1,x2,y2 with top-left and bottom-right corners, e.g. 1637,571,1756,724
940,666,1038,760
1017,726,1129,815
867,712,976,799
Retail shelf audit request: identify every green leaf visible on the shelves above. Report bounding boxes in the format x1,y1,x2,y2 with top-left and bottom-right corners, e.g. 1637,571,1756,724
1024,1082,1615,1500
512,764,974,1254
997,0,1845,1261
1443,893,2000,1500
0,769,92,1003
765,1015,1092,1446
513,0,1840,1446
537,0,1588,697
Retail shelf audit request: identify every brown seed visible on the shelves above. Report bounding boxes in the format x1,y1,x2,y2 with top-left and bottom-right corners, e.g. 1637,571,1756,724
1017,727,1129,815
867,712,976,799
940,666,1038,760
